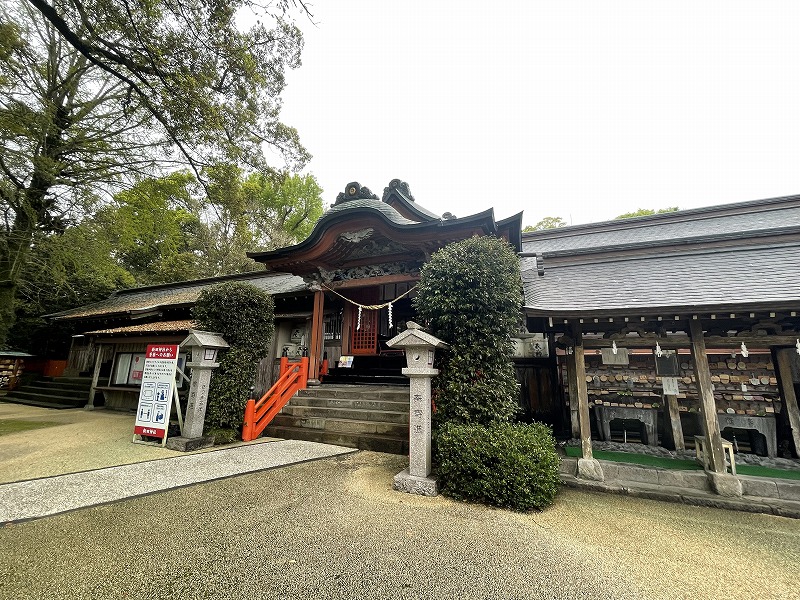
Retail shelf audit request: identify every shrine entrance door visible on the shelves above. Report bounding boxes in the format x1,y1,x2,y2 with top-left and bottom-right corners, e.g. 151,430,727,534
346,287,379,355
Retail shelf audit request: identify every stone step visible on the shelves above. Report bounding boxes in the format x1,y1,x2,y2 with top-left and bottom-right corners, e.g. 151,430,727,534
297,385,409,402
270,414,409,439
0,396,80,410
2,390,86,408
280,405,410,424
35,379,93,391
321,374,409,386
262,425,409,455
13,385,89,398
287,396,409,412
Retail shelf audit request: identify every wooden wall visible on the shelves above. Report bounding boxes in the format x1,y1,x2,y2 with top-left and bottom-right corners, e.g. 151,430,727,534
565,350,781,417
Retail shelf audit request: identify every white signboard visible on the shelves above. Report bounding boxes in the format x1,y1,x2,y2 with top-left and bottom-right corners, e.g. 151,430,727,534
133,344,179,440
662,376,680,396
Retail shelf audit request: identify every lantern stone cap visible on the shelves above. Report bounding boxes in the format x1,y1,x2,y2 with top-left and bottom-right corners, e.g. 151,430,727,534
386,321,448,349
180,329,229,350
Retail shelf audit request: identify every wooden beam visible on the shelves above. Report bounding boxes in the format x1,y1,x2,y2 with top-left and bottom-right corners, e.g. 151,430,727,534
308,290,325,381
327,274,418,289
565,351,580,439
86,343,106,409
581,334,800,349
689,320,726,473
775,349,800,458
664,394,685,451
571,324,593,460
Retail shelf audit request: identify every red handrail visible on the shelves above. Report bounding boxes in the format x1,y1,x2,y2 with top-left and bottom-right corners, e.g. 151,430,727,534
242,356,309,442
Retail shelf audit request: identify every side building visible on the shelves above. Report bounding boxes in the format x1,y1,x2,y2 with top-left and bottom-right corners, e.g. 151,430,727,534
521,194,800,469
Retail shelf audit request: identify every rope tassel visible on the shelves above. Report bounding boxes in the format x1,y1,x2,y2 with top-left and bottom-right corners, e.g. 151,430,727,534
320,283,417,333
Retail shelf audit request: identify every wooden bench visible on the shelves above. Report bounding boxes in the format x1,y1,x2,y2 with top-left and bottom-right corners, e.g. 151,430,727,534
694,435,736,475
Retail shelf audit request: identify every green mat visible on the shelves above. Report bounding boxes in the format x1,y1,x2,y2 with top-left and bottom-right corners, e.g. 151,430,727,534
563,446,800,480
736,464,800,481
0,419,59,436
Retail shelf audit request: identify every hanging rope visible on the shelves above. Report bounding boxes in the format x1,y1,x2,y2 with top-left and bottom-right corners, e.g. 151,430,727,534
321,283,418,310
321,283,418,330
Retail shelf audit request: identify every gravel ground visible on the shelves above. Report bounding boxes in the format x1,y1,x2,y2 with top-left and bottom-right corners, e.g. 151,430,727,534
1,451,799,600
2,402,799,599
0,403,269,484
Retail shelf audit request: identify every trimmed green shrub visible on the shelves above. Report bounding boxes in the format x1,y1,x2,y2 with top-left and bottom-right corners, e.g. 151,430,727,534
413,236,523,426
192,282,274,430
435,422,561,511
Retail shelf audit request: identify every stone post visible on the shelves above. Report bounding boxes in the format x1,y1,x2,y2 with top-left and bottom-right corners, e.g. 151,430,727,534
166,330,229,452
386,321,448,496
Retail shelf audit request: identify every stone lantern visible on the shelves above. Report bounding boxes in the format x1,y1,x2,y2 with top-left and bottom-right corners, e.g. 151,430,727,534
167,329,228,451
386,321,448,496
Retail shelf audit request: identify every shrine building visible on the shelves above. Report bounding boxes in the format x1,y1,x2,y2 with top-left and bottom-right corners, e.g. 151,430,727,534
41,183,800,489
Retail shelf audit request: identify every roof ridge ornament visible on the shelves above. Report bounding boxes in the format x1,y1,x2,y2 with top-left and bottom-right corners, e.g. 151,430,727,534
382,179,416,203
334,181,378,205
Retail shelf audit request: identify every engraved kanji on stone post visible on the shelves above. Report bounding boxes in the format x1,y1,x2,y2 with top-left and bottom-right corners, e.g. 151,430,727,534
386,321,448,496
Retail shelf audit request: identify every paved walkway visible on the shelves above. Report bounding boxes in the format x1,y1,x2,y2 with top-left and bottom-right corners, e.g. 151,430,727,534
0,439,355,523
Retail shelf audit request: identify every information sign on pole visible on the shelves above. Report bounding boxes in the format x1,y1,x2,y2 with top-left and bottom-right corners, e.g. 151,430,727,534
133,344,179,444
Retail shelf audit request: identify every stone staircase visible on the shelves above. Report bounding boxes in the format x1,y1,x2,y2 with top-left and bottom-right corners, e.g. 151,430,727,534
1,376,92,409
262,384,410,454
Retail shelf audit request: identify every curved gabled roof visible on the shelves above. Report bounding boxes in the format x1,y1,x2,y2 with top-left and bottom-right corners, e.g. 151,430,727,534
248,181,523,276
326,198,416,225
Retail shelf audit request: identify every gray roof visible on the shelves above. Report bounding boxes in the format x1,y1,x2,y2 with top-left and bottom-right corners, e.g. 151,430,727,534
522,195,800,255
522,242,800,315
325,198,416,225
48,272,309,321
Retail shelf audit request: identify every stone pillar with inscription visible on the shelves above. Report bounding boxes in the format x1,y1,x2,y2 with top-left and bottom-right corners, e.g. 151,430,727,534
386,322,448,496
166,330,228,452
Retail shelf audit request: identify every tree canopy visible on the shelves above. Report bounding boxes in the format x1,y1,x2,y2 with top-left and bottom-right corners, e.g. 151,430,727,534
523,216,567,232
9,168,323,354
615,207,679,219
0,0,310,345
24,0,310,172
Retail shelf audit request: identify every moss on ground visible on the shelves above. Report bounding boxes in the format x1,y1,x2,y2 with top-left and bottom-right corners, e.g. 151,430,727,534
0,419,60,436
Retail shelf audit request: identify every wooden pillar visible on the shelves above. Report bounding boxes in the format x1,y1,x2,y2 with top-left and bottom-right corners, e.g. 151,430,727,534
688,320,725,473
571,325,593,460
86,344,106,410
775,348,800,457
308,290,325,381
664,394,685,451
565,352,580,439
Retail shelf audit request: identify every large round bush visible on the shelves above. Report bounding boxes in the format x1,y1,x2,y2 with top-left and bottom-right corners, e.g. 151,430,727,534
435,422,561,511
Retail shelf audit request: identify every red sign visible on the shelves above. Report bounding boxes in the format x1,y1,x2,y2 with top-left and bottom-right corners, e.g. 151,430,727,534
146,345,178,360
134,425,162,436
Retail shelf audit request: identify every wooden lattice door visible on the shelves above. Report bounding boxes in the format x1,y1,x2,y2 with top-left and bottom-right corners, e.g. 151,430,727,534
350,308,378,354
347,288,379,355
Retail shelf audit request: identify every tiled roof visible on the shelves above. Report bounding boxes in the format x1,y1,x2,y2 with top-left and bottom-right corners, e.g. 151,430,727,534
48,272,309,321
522,195,800,255
84,320,195,335
522,242,800,315
325,198,417,225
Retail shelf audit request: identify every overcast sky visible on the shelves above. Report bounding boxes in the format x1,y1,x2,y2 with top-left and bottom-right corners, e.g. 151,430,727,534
276,1,800,227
